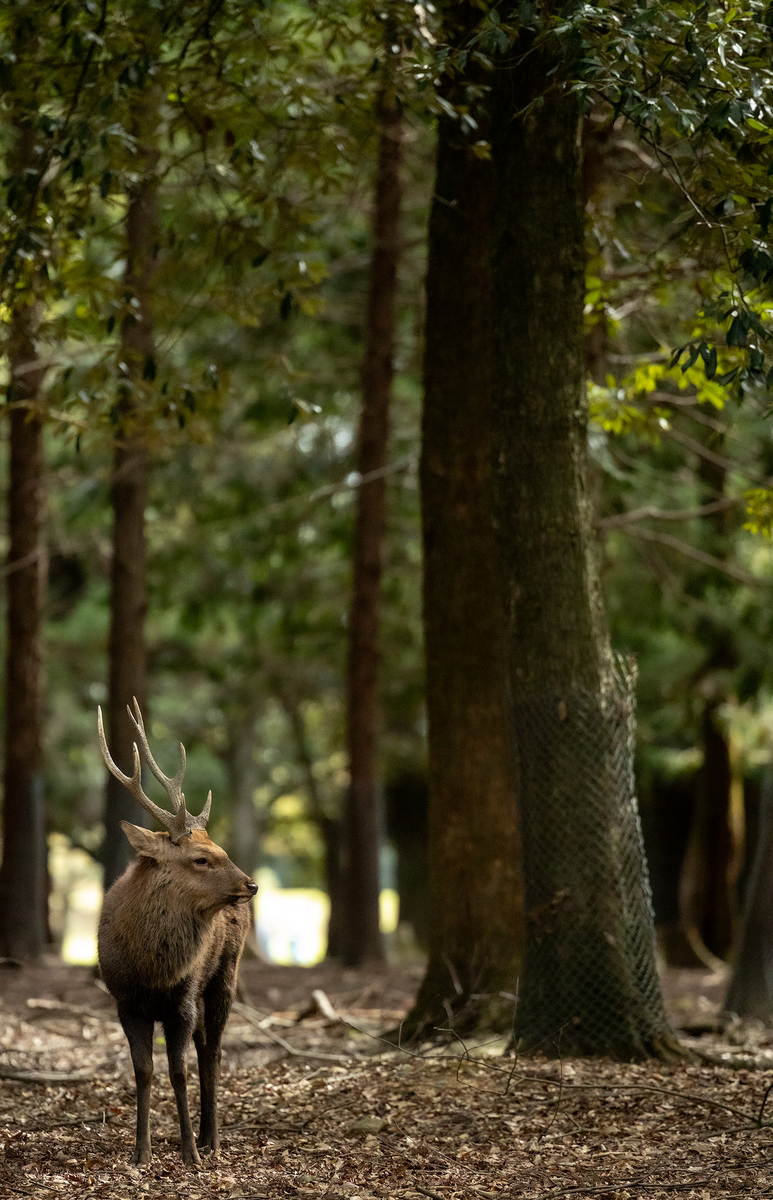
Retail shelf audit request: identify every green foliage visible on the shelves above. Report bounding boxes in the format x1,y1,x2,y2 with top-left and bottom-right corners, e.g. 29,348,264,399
7,0,773,901
0,0,429,882
743,487,773,538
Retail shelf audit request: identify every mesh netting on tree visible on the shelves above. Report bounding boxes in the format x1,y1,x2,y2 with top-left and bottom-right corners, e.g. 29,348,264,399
513,656,671,1058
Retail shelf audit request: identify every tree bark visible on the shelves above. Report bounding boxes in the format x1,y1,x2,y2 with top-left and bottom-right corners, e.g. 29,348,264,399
226,713,262,879
679,699,738,962
404,4,523,1038
282,696,344,960
385,773,429,950
101,94,158,890
725,768,773,1020
677,436,741,963
224,709,263,958
0,305,48,960
489,34,675,1059
340,65,403,967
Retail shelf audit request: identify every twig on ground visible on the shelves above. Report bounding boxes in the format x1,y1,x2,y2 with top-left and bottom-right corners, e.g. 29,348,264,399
312,989,339,1021
13,1112,117,1134
24,998,118,1024
758,1080,773,1127
0,1067,103,1084
232,1001,357,1062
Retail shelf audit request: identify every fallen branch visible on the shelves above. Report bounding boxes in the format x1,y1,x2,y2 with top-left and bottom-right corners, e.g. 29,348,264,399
0,1066,101,1084
312,989,339,1022
13,1112,117,1134
232,1001,357,1062
25,998,118,1024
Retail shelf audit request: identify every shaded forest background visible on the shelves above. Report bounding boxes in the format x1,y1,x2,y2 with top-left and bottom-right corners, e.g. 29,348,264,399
2,0,773,1004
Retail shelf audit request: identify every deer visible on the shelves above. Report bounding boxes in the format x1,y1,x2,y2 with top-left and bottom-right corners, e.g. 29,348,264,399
96,699,258,1166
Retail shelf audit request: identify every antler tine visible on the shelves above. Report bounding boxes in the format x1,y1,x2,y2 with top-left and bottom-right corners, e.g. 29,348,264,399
127,697,186,812
196,790,212,828
97,706,176,832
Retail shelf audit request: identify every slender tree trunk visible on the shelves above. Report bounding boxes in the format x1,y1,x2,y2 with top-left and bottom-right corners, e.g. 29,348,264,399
340,63,403,967
725,768,773,1020
489,34,677,1060
282,696,344,959
0,306,48,960
385,773,430,950
677,440,741,962
404,4,523,1038
320,815,343,959
679,699,738,961
224,709,263,958
101,95,158,890
226,714,261,878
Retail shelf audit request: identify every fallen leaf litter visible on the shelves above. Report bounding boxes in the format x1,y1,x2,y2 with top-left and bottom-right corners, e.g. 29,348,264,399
0,960,771,1198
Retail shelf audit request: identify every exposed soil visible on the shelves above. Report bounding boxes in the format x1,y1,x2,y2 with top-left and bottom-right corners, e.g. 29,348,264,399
1,958,772,1198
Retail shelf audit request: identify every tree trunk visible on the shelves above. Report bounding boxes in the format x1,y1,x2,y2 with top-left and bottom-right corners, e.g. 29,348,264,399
638,770,706,967
489,36,676,1059
0,307,48,960
226,716,261,879
385,773,430,950
101,94,158,890
404,4,523,1038
282,696,344,960
340,65,403,967
725,768,773,1020
224,710,263,959
677,437,741,962
679,699,738,962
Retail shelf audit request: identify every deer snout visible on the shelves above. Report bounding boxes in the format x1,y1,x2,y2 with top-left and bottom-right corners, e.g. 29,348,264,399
245,879,258,896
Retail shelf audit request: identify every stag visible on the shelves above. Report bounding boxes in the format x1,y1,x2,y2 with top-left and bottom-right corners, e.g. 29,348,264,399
97,700,257,1165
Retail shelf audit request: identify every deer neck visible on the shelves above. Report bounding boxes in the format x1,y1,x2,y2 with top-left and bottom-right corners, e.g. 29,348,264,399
114,861,216,989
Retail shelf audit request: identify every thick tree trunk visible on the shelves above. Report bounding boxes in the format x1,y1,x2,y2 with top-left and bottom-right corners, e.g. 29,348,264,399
489,38,675,1059
0,309,48,960
340,72,403,967
404,6,522,1038
101,97,158,890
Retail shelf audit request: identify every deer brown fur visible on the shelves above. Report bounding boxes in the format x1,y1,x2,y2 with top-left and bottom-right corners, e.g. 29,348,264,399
97,702,257,1165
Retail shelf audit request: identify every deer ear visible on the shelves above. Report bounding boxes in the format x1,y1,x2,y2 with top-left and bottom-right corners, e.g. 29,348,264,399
120,822,163,859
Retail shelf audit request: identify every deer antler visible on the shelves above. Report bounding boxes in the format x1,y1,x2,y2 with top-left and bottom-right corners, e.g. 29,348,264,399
97,700,211,844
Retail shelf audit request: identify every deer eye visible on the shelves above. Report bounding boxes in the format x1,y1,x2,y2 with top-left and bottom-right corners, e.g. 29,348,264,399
193,857,209,866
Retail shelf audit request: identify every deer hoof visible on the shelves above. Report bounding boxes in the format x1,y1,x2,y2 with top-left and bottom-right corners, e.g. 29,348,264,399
182,1144,202,1166
130,1146,152,1166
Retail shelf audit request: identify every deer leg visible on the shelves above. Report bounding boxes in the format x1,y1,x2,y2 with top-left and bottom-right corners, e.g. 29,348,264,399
119,1010,154,1165
194,979,232,1153
163,1015,200,1166
193,1026,221,1153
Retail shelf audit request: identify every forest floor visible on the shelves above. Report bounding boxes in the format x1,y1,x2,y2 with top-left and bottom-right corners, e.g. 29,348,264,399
1,957,773,1199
